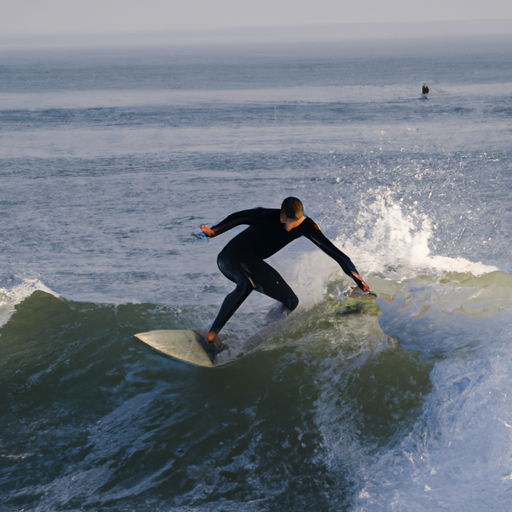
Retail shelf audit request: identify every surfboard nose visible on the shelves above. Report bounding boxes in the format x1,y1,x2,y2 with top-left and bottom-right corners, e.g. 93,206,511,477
134,330,216,367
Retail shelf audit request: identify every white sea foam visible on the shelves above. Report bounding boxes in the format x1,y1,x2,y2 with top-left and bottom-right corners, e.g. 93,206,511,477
339,191,498,279
350,301,512,511
0,279,58,328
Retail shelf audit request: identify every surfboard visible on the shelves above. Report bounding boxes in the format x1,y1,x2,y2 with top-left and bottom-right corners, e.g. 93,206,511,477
135,288,379,368
134,329,219,367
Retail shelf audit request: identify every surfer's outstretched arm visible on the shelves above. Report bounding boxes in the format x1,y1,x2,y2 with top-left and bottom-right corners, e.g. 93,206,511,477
201,208,271,238
305,220,370,291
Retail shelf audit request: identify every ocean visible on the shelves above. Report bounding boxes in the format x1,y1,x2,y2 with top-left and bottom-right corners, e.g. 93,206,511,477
1,33,512,511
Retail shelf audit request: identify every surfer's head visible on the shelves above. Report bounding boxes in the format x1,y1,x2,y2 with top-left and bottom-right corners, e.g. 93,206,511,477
280,197,306,231
280,197,304,221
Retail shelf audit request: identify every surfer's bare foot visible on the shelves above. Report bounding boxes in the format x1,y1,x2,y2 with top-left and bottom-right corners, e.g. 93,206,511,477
207,331,217,345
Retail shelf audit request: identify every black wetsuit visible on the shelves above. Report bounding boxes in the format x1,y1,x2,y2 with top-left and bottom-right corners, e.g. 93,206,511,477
209,207,366,334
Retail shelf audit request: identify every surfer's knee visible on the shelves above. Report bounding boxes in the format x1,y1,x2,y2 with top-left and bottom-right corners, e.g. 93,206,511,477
217,252,230,275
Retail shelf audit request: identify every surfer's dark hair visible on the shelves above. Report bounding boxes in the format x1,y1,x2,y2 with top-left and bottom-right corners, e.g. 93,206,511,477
281,197,304,219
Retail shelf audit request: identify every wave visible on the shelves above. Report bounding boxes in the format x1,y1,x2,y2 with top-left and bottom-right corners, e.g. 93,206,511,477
0,191,509,511
1,264,511,510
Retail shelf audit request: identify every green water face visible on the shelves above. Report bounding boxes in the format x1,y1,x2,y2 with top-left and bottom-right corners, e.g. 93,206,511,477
0,291,433,511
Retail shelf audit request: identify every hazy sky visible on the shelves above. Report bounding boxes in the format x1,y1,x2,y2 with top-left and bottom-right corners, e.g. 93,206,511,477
2,0,512,37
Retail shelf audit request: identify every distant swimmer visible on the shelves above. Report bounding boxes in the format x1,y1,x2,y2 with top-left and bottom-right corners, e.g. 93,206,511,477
200,197,370,345
422,84,430,95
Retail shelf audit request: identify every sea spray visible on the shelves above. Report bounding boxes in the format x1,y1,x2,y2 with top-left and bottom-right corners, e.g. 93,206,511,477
337,190,498,280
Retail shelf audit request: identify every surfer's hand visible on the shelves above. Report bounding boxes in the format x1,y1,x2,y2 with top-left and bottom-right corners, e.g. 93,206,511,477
193,231,210,243
201,225,215,237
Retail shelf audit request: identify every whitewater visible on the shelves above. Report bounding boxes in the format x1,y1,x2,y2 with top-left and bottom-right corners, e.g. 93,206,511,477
1,34,512,511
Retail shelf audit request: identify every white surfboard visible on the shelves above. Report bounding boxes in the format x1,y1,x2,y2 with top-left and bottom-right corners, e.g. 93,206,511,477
134,329,218,367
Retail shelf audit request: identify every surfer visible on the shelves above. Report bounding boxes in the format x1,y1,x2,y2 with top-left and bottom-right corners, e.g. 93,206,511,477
422,84,430,95
200,197,370,345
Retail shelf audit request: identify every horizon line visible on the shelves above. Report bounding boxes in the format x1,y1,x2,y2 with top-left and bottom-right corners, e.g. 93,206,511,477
2,19,512,50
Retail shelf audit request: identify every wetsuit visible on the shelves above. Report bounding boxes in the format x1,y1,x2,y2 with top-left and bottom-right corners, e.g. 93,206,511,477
208,207,367,334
